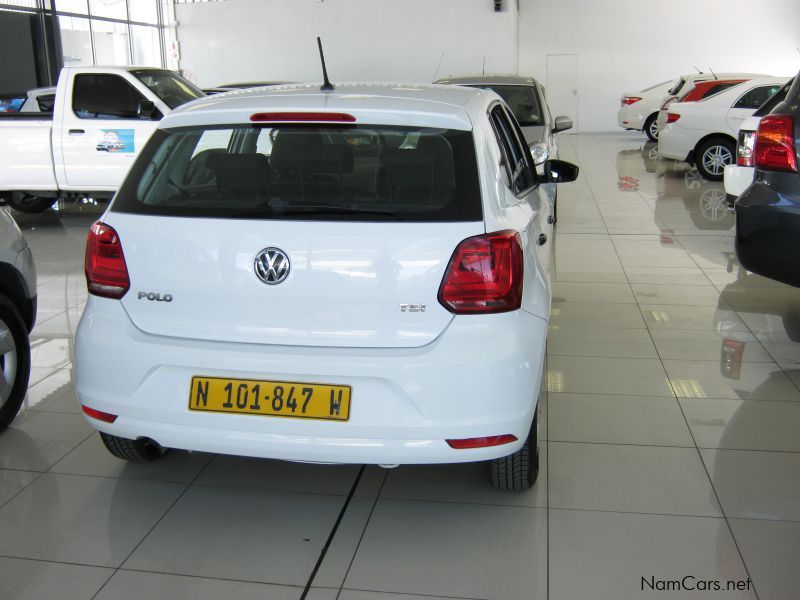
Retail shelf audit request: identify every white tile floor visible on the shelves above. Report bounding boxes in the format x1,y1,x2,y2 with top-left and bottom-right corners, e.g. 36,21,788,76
2,133,799,599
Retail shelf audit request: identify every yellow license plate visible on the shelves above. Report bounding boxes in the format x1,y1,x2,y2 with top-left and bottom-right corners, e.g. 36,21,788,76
188,376,351,421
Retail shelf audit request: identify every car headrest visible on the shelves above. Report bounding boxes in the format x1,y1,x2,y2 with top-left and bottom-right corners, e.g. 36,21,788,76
270,131,354,173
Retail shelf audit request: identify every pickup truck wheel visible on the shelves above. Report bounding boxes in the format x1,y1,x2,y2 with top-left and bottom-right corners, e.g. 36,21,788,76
0,294,30,432
8,192,55,213
644,114,659,142
100,432,167,462
487,411,540,491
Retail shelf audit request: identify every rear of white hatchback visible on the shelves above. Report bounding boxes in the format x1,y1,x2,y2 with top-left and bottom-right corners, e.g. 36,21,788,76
75,84,577,490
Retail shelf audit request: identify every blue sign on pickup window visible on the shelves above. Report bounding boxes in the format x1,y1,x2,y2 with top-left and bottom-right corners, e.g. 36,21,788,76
97,129,135,153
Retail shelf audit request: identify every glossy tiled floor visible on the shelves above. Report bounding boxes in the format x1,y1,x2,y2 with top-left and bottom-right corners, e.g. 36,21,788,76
2,133,799,599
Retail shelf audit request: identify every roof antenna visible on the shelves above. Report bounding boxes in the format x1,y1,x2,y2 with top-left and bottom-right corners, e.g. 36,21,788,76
432,52,445,82
693,66,703,74
317,37,334,91
482,56,486,75
708,67,717,79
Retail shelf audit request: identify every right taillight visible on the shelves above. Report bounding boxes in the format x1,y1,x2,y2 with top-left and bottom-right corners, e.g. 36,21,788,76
85,221,130,299
666,113,680,124
737,130,756,167
621,96,642,106
438,230,523,314
754,115,798,173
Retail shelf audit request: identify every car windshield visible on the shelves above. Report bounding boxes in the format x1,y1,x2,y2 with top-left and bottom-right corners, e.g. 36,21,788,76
668,78,686,95
471,85,544,126
112,124,482,222
130,69,205,109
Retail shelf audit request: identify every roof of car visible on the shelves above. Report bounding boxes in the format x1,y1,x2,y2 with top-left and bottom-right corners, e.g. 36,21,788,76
165,82,499,130
435,74,539,86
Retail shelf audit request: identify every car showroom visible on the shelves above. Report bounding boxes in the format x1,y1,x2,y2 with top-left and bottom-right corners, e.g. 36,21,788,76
0,0,799,598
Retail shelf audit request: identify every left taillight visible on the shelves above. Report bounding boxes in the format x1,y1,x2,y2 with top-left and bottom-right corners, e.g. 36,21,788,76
666,113,681,124
754,115,798,173
85,221,130,299
621,96,642,106
438,230,523,314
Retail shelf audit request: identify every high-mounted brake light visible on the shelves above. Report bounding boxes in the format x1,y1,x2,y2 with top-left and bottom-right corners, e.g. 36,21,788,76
438,230,523,314
666,113,681,124
85,221,130,299
250,112,356,123
81,405,118,423
621,96,642,106
446,435,518,449
754,115,798,173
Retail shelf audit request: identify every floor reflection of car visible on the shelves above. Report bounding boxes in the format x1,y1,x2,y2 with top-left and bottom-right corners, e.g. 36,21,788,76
714,263,800,380
656,162,734,231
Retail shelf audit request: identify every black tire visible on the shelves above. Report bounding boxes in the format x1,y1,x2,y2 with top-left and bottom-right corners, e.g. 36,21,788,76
488,412,540,491
695,137,735,181
553,189,558,224
0,294,31,432
100,432,167,462
7,192,55,213
644,114,659,142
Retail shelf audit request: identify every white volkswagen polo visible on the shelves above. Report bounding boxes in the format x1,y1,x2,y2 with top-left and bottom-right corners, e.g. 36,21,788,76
74,83,578,490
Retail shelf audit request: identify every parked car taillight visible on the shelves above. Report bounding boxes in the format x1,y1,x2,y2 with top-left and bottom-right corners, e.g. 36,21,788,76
438,231,523,314
621,96,642,106
85,221,130,299
754,115,798,173
660,96,677,110
666,113,681,124
737,130,756,167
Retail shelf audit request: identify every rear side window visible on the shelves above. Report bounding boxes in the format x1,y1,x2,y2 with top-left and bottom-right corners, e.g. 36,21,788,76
754,80,792,117
72,74,147,119
111,124,482,222
733,85,783,110
489,105,536,196
668,78,686,96
701,82,738,99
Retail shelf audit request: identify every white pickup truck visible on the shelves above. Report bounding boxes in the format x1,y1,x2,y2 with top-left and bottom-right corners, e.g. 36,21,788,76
0,66,205,212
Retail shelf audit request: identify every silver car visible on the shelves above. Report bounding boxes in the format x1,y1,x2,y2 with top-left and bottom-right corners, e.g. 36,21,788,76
435,75,573,220
0,206,36,431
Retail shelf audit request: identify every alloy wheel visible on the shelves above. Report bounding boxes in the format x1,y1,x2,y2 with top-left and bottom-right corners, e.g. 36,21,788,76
701,145,733,176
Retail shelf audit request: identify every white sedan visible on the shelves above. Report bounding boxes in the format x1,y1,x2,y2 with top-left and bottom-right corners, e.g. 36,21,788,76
658,76,788,180
74,83,579,491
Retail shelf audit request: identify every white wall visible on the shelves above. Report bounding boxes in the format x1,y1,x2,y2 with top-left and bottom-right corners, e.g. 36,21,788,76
518,0,800,131
175,0,519,87
175,0,800,131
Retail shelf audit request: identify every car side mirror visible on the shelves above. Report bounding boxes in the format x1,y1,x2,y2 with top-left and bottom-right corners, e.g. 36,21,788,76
552,116,573,133
138,100,159,120
542,159,579,184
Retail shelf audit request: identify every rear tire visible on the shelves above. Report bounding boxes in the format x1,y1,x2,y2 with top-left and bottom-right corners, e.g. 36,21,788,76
695,137,735,181
0,294,30,432
644,114,659,142
100,432,166,462
7,192,55,213
488,412,540,491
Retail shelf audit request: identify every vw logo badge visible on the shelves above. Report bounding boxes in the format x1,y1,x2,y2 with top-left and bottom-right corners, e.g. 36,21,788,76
254,247,290,285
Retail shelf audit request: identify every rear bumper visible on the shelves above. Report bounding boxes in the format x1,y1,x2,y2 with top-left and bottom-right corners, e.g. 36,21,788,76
723,164,754,199
75,298,547,464
658,126,693,162
735,181,800,287
617,105,647,130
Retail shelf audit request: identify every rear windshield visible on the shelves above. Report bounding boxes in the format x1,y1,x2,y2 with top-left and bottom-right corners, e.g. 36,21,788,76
470,85,544,126
754,78,794,117
111,124,482,222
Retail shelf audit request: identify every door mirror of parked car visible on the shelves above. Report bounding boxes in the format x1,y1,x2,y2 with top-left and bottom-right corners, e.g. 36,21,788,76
541,159,579,183
552,116,573,133
138,100,159,120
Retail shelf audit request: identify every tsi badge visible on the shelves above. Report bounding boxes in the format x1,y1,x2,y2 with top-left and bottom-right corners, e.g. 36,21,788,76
138,291,173,302
400,304,426,313
254,247,290,285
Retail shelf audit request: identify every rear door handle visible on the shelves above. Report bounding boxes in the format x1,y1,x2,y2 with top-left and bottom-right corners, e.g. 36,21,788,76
68,129,85,135
538,233,548,245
